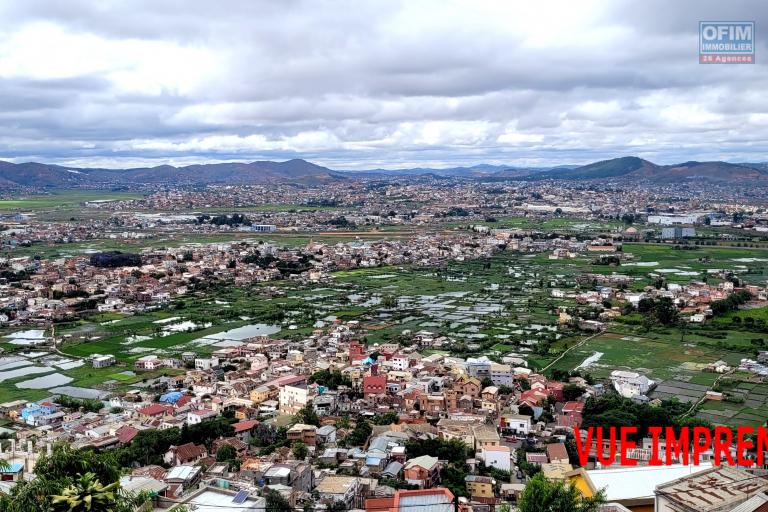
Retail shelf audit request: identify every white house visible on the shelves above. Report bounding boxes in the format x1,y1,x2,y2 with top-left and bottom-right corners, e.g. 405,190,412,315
91,354,115,368
482,445,512,472
501,413,531,435
279,383,313,416
186,409,217,425
490,363,514,387
610,370,653,398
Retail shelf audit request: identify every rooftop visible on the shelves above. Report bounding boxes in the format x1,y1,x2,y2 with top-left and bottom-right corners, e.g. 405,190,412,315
315,475,359,494
655,466,768,512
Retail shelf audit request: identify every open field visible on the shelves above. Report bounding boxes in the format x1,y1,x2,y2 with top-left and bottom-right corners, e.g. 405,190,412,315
0,191,145,210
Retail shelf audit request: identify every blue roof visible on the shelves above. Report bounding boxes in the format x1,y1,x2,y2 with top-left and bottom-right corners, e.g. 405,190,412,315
159,392,183,403
3,463,23,473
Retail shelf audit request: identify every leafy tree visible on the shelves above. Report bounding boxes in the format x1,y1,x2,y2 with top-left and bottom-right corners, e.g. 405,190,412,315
405,437,469,461
51,472,119,512
343,420,372,447
518,473,605,512
1,445,147,512
440,463,469,498
562,384,585,401
372,411,399,425
292,441,309,460
294,404,320,427
265,490,292,512
654,297,679,326
216,444,237,462
481,377,495,389
381,295,398,308
308,370,352,390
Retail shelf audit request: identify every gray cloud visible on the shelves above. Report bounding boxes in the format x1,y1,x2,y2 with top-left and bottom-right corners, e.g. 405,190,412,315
0,0,765,169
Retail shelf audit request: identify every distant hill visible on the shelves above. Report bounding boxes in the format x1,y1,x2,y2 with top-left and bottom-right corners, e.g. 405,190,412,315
0,159,344,188
0,156,765,189
519,157,768,183
344,164,558,178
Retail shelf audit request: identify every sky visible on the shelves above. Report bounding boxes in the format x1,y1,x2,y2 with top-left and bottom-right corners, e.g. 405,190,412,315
0,0,766,170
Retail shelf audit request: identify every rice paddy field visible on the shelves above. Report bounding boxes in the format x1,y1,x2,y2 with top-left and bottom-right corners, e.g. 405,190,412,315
2,235,768,426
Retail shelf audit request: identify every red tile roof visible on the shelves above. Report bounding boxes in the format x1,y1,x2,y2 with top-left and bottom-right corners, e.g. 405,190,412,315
172,442,206,463
233,419,259,433
117,425,139,444
138,404,171,416
546,443,569,462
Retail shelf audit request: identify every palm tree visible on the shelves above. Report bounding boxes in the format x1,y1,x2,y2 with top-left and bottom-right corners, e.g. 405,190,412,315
0,458,10,471
51,472,120,512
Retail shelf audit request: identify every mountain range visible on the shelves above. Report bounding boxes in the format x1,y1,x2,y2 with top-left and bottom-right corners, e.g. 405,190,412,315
0,156,765,189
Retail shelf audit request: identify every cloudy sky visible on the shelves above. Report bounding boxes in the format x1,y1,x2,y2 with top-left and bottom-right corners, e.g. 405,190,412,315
0,0,765,169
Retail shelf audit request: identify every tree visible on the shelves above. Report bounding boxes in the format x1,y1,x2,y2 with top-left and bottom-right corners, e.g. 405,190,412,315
265,490,292,512
372,411,399,425
292,441,309,460
294,404,320,427
654,297,679,326
562,384,585,401
381,295,398,309
216,444,237,462
518,473,605,512
1,445,147,512
343,420,372,447
51,472,119,512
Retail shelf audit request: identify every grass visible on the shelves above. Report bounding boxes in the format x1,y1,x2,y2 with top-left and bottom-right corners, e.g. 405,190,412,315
0,191,144,210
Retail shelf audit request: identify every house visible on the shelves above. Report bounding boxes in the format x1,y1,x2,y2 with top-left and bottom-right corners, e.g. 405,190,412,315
279,383,313,416
546,443,570,464
404,455,440,488
465,475,496,503
363,374,387,398
91,354,115,368
262,461,313,492
116,425,139,445
187,409,217,425
567,463,714,511
20,401,58,426
366,488,456,512
482,446,511,472
164,443,207,466
164,465,202,490
0,463,23,482
233,419,259,442
472,425,500,451
610,370,653,398
382,461,404,479
316,425,337,445
287,423,317,446
120,475,169,500
135,355,163,370
500,413,531,435
526,452,548,466
315,475,360,508
174,487,265,512
655,466,768,512
137,404,173,422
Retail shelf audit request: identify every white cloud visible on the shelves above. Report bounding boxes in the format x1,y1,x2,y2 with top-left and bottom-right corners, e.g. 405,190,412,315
0,0,765,168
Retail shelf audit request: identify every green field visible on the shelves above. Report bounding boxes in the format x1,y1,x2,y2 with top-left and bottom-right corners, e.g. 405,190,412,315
3,235,768,426
0,191,145,210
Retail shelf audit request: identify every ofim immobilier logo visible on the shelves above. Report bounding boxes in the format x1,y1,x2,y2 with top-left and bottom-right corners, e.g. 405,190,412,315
700,21,754,63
